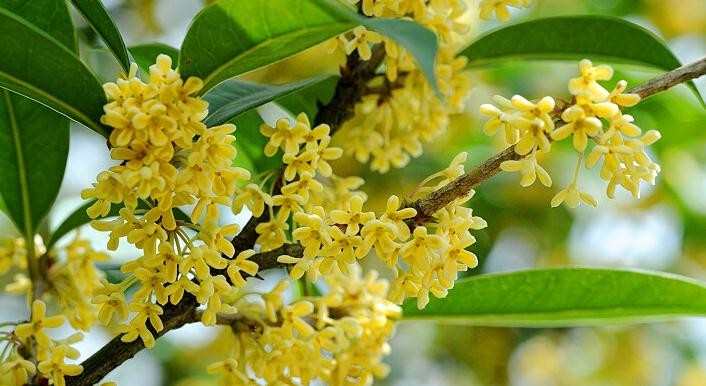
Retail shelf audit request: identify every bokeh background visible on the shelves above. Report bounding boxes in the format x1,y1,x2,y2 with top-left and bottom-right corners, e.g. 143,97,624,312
2,0,706,385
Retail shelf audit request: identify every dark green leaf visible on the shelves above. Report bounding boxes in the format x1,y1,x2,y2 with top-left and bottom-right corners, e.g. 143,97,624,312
180,0,437,93
462,16,703,104
0,8,107,135
277,75,339,119
70,0,131,72
0,90,69,238
403,268,706,326
0,0,76,52
130,43,180,74
204,75,333,126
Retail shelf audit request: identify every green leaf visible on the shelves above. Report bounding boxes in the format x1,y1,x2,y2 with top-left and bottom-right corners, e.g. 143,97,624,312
204,75,333,126
277,75,339,119
70,0,131,72
0,90,69,238
461,16,703,104
130,43,180,74
0,8,107,136
403,268,706,327
47,200,109,249
180,0,438,93
0,0,77,52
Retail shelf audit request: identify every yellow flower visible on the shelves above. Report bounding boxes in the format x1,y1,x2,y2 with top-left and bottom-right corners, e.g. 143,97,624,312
380,195,417,240
207,358,248,384
568,59,614,100
1,355,36,386
341,26,383,60
119,315,156,348
500,154,552,187
609,80,641,107
37,345,83,386
552,105,603,152
232,183,271,217
292,209,331,258
320,226,362,274
551,183,597,208
198,222,239,257
358,220,399,263
92,281,129,325
260,114,309,156
256,220,289,252
281,301,315,338
15,300,65,348
399,227,445,266
227,249,259,287
329,195,375,235
479,0,531,22
271,192,305,222
132,267,171,305
282,150,316,181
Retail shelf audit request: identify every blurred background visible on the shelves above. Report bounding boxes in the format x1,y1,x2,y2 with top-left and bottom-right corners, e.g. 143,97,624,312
2,0,706,385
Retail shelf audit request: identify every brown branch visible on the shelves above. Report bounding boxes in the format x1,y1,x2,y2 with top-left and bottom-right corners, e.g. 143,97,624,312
631,57,706,99
407,56,706,222
62,53,706,386
65,295,198,386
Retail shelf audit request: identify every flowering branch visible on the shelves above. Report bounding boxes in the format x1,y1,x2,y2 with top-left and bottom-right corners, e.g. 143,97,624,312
408,56,706,222
63,56,706,386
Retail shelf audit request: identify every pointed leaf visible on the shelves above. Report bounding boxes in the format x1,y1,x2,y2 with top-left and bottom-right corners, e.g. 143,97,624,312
0,8,107,135
403,268,706,327
0,90,69,237
0,0,77,52
204,75,333,126
70,0,131,72
462,16,703,104
180,0,437,93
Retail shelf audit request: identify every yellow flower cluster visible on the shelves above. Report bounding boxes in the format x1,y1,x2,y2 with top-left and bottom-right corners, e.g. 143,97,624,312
1,300,83,386
479,0,532,22
258,123,485,309
207,268,400,386
0,236,107,331
82,55,266,347
333,0,472,173
480,59,660,208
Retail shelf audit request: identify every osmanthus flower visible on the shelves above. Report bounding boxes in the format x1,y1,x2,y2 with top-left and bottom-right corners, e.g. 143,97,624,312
131,267,170,305
256,219,289,252
282,150,317,181
232,183,271,217
341,26,383,60
320,227,363,274
119,314,157,349
309,137,343,177
329,195,375,235
479,0,531,22
15,300,65,348
552,105,603,152
207,358,249,384
551,183,598,208
609,80,641,107
400,227,445,266
380,195,417,240
1,354,36,385
568,59,614,100
271,192,305,222
37,345,83,386
179,245,228,280
260,114,309,156
358,220,400,263
128,302,164,332
281,173,324,202
92,280,129,326
292,209,332,258
226,249,259,288
500,153,552,187
197,221,240,257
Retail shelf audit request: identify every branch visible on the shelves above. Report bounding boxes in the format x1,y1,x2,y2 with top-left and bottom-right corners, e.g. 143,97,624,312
65,295,198,386
631,57,706,99
408,56,706,221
